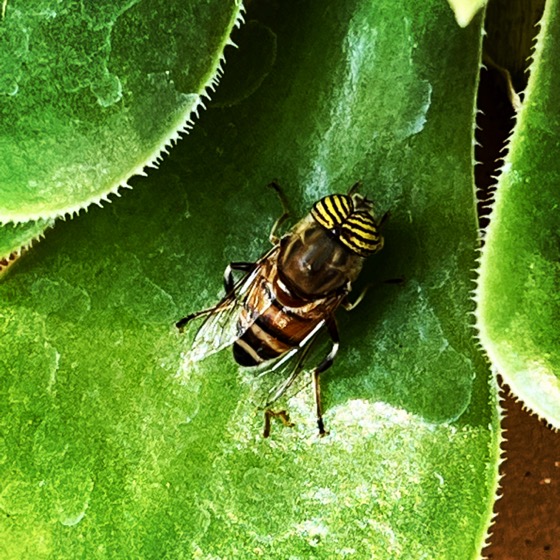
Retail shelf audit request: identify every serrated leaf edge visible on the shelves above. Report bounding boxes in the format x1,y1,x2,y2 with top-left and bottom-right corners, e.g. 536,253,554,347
0,1,246,225
474,4,560,430
0,218,54,277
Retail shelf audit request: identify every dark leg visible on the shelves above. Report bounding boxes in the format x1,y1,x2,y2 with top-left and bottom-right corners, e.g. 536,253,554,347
263,409,294,438
176,304,226,331
311,317,340,437
223,261,254,294
378,210,390,229
347,181,362,196
267,181,291,245
177,261,254,331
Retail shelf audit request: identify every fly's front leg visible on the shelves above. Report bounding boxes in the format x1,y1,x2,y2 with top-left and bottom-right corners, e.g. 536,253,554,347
341,284,371,312
267,181,290,245
378,210,390,229
312,317,340,437
347,181,362,196
342,276,404,312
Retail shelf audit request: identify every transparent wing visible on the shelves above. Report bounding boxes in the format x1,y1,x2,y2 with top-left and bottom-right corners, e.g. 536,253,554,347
244,320,331,409
183,264,265,364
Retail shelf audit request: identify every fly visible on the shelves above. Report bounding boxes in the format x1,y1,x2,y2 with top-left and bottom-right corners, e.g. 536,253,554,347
176,182,386,437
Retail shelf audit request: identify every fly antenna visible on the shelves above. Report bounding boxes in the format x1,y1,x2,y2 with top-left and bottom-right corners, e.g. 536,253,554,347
347,181,362,196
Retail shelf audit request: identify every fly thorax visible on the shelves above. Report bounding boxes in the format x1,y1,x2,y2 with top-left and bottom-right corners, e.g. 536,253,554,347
278,218,364,299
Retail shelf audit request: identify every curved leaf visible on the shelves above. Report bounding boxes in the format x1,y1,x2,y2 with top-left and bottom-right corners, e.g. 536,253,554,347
0,220,51,257
476,0,560,428
447,0,488,27
0,1,499,558
0,0,243,223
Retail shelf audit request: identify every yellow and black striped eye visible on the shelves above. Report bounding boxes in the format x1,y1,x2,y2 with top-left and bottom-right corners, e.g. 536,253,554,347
311,194,354,230
339,211,383,257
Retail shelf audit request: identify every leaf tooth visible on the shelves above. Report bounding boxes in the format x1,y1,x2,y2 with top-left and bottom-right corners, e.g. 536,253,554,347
127,4,244,185
234,2,246,26
181,120,195,132
477,371,506,557
0,251,21,276
0,3,247,226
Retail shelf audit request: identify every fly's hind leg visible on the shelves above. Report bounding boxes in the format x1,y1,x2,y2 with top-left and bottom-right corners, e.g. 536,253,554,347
267,181,291,245
176,304,223,331
311,317,340,437
263,409,295,438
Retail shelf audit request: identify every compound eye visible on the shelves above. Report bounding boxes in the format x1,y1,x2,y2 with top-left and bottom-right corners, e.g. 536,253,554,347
339,211,384,257
311,194,353,230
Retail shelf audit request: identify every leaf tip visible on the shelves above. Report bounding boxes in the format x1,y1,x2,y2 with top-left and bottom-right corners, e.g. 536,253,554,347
447,0,487,28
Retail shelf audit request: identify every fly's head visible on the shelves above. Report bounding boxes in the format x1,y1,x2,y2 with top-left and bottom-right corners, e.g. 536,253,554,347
278,191,385,299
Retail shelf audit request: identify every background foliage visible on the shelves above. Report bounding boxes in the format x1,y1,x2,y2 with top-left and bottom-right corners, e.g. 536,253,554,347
9,0,557,557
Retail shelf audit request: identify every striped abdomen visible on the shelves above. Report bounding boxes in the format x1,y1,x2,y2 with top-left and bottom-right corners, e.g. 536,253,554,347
232,262,338,367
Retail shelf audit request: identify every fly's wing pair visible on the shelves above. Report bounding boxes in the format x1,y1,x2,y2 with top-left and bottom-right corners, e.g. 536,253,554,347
181,256,333,409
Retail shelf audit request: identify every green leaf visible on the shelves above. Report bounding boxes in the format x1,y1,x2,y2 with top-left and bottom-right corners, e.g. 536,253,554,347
447,0,488,27
477,0,560,428
0,0,243,223
0,220,52,260
0,1,499,558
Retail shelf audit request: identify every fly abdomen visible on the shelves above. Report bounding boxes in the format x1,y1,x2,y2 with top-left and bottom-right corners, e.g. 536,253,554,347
233,323,288,367
232,338,269,367
233,305,299,367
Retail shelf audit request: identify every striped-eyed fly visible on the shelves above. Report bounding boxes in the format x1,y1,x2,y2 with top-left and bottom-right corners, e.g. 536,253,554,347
176,182,385,437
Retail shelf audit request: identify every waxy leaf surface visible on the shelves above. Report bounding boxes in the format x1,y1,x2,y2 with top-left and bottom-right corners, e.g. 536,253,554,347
477,0,560,428
0,0,242,222
0,1,499,558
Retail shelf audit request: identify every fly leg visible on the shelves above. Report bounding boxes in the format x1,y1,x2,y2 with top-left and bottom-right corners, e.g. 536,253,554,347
176,304,224,331
341,276,404,313
267,181,291,245
223,261,255,294
176,261,255,331
311,317,340,437
341,284,372,312
378,210,390,229
263,409,295,438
